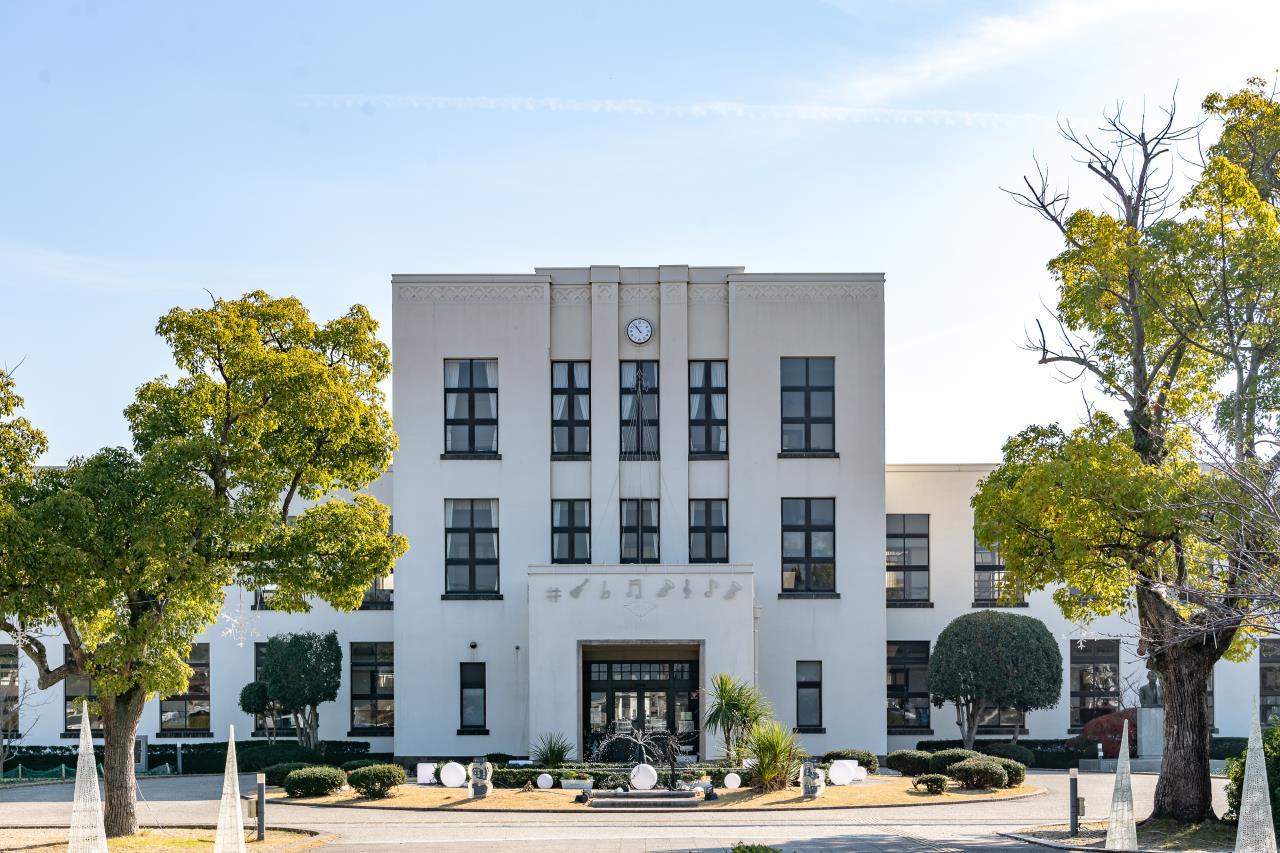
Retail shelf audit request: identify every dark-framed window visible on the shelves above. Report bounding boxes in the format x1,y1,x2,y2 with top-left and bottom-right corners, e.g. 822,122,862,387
253,643,296,736
1070,639,1120,728
552,499,591,564
621,499,659,564
689,499,728,563
689,360,727,456
0,645,17,735
444,358,498,454
160,644,210,733
445,499,499,593
63,646,101,734
1261,641,1280,726
781,498,835,593
796,661,823,730
974,537,1023,605
780,357,834,452
886,514,929,602
351,642,394,735
361,514,395,609
977,706,1025,732
620,361,659,459
552,361,591,456
887,641,931,731
460,662,487,733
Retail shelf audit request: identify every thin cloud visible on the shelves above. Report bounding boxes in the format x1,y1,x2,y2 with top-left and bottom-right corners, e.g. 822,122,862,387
303,93,1049,129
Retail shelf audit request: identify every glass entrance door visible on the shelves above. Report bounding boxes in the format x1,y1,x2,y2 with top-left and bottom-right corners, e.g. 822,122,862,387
583,659,699,761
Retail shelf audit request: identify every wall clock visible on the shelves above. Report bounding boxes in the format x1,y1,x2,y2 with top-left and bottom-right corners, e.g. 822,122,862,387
626,317,653,344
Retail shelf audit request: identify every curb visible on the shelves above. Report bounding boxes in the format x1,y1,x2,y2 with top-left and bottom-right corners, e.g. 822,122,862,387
999,830,1163,852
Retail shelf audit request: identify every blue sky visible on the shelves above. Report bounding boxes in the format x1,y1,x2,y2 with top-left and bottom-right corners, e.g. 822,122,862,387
3,0,1278,464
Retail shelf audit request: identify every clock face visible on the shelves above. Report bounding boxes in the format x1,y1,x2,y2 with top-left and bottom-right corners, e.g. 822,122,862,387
627,317,653,344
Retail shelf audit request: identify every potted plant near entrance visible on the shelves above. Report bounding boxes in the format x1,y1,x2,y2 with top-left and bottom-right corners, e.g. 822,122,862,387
558,769,594,791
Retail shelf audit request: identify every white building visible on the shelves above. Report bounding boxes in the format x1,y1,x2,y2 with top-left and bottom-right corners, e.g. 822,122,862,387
0,265,1265,760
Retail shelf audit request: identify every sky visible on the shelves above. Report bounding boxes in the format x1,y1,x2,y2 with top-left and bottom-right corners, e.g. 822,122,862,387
2,0,1279,465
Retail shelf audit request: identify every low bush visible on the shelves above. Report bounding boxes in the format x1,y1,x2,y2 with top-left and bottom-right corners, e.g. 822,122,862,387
885,750,932,777
1211,737,1248,760
1225,725,1280,835
821,748,878,774
264,762,316,787
486,752,521,764
979,743,1035,766
992,757,1027,787
731,846,782,853
531,732,573,768
492,768,549,788
348,763,407,799
742,722,805,791
948,758,1008,790
283,765,346,798
928,748,981,776
341,759,381,773
913,773,949,795
595,772,629,790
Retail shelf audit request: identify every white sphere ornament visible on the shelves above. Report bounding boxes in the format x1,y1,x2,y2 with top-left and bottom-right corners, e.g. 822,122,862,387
536,772,553,789
630,763,658,790
723,772,742,790
439,761,467,788
828,760,857,786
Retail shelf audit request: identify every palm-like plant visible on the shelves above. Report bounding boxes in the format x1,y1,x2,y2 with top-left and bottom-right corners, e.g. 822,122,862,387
740,720,805,791
531,731,573,767
703,673,771,763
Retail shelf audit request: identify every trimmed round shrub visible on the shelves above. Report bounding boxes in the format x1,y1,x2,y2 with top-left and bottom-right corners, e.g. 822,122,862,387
821,749,878,774
992,757,1026,787
948,758,1008,790
979,742,1035,765
284,765,346,798
885,749,932,777
264,762,316,788
913,773,949,795
928,748,981,775
347,763,407,799
342,758,381,773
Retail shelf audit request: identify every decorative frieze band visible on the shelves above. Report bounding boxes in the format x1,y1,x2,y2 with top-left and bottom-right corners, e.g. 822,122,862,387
550,285,592,305
397,285,546,304
731,283,882,303
687,284,729,305
619,285,660,305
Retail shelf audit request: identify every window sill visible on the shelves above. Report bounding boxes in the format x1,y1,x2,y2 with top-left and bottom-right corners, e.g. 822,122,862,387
777,451,839,459
442,593,504,601
793,726,826,734
252,731,297,739
887,600,934,608
440,452,502,460
155,731,214,739
61,731,104,739
971,601,1029,608
619,456,661,462
889,728,934,736
349,729,395,737
457,728,490,736
977,728,1029,735
358,602,395,611
688,452,729,461
552,453,592,461
778,592,840,599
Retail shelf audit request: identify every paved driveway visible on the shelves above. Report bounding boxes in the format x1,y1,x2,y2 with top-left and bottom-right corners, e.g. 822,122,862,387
0,771,1231,852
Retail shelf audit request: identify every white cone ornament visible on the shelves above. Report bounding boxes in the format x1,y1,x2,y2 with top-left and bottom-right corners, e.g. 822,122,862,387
1105,718,1138,850
213,724,246,853
1236,709,1277,853
67,701,107,853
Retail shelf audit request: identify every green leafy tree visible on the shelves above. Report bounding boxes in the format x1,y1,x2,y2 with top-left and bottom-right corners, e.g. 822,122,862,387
977,79,1280,822
249,632,342,750
927,611,1062,750
0,293,407,836
703,672,771,763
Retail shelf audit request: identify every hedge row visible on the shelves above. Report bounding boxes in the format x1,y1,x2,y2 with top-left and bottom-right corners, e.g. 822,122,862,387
139,740,375,775
915,739,1094,770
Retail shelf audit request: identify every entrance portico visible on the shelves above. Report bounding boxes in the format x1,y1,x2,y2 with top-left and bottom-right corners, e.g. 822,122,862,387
527,563,756,761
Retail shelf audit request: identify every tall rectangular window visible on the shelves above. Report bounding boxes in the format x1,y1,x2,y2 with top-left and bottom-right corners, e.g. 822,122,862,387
445,499,499,594
688,360,727,456
620,361,659,459
0,645,17,735
689,499,728,563
780,357,834,452
1261,641,1280,726
552,499,591,564
460,662,487,733
1070,639,1120,728
977,706,1025,732
887,642,931,731
444,359,498,454
361,514,395,609
253,643,296,737
796,661,823,730
974,537,1023,605
160,644,210,733
552,361,590,456
620,499,659,564
886,514,930,602
63,646,101,733
350,642,394,734
781,498,836,593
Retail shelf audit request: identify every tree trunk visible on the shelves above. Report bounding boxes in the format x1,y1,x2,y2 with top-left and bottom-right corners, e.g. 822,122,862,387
958,701,979,750
1148,650,1217,822
101,688,146,838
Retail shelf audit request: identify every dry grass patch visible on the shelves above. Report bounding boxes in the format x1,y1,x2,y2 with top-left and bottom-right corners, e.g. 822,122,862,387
1015,819,1236,851
269,785,582,810
0,827,322,852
